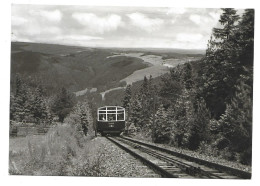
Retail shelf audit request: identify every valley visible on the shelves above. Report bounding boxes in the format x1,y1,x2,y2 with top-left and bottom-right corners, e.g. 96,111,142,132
11,42,204,105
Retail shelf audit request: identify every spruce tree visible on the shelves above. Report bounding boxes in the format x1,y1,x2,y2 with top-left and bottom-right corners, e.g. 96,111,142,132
218,81,252,164
166,105,175,143
236,9,254,89
182,63,194,90
201,8,241,118
11,74,32,123
80,99,92,135
140,76,149,96
51,87,75,123
160,66,183,107
188,98,211,150
65,98,92,135
153,104,170,143
237,9,254,67
213,8,239,42
122,84,132,111
129,93,143,130
31,87,48,124
170,89,193,147
122,85,132,132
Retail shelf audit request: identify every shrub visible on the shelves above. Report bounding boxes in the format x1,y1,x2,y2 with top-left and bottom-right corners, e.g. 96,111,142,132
9,123,110,176
197,141,219,157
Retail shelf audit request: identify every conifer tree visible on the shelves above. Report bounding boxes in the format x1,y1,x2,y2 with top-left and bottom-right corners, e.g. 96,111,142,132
122,84,132,111
122,84,132,132
65,99,92,135
51,87,75,123
201,8,241,118
130,75,156,131
148,75,153,92
11,74,32,122
218,81,252,164
213,8,239,42
140,76,149,96
166,105,175,143
160,66,183,107
153,104,170,143
170,89,193,147
79,101,90,136
236,9,254,67
236,9,254,90
143,80,158,131
188,98,211,150
182,63,194,90
31,87,48,124
129,93,143,130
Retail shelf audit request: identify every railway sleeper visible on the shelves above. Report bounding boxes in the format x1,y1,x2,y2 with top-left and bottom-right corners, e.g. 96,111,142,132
121,136,251,179
125,141,210,178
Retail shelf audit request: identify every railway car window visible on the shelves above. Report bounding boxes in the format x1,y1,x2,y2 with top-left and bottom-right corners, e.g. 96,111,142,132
98,106,125,121
99,114,106,121
117,112,124,121
108,115,115,121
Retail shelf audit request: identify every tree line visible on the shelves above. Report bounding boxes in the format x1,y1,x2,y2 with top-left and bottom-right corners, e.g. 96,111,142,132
122,9,254,165
10,74,93,136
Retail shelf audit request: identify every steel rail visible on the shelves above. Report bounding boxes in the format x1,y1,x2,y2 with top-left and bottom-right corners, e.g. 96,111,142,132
121,136,251,179
116,137,223,179
106,137,179,178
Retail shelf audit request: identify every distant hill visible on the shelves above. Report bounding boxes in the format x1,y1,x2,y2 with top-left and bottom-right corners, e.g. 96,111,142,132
10,42,204,99
11,42,148,94
11,41,90,55
96,47,205,55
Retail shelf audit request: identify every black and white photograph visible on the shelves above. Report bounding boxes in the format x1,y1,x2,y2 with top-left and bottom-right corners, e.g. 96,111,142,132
6,0,255,181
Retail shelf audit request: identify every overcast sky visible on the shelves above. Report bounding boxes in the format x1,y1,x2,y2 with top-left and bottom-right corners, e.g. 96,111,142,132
11,5,239,49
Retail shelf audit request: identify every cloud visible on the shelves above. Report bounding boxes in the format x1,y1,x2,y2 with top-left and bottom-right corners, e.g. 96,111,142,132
11,16,28,26
72,13,122,34
21,25,62,36
190,13,217,27
11,34,32,42
11,5,225,49
127,13,164,32
166,7,186,15
39,9,63,22
29,9,63,22
52,35,103,46
170,41,206,50
189,14,201,24
176,33,203,42
209,12,221,22
56,35,103,41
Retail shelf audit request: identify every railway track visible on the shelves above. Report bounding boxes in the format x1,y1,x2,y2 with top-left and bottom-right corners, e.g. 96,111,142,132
107,136,251,179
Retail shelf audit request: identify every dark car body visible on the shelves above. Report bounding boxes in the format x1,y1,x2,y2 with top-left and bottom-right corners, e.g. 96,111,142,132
97,106,125,136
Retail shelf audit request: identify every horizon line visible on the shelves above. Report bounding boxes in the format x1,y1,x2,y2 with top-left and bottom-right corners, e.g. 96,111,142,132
11,40,207,52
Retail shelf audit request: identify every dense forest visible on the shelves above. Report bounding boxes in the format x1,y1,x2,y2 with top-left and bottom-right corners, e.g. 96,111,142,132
122,8,254,165
10,8,254,166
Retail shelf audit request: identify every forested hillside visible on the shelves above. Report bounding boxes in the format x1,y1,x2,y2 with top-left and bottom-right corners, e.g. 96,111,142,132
11,42,148,94
122,9,254,165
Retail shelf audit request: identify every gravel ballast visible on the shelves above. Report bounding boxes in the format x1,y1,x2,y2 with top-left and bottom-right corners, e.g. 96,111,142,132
91,137,160,177
131,136,251,173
